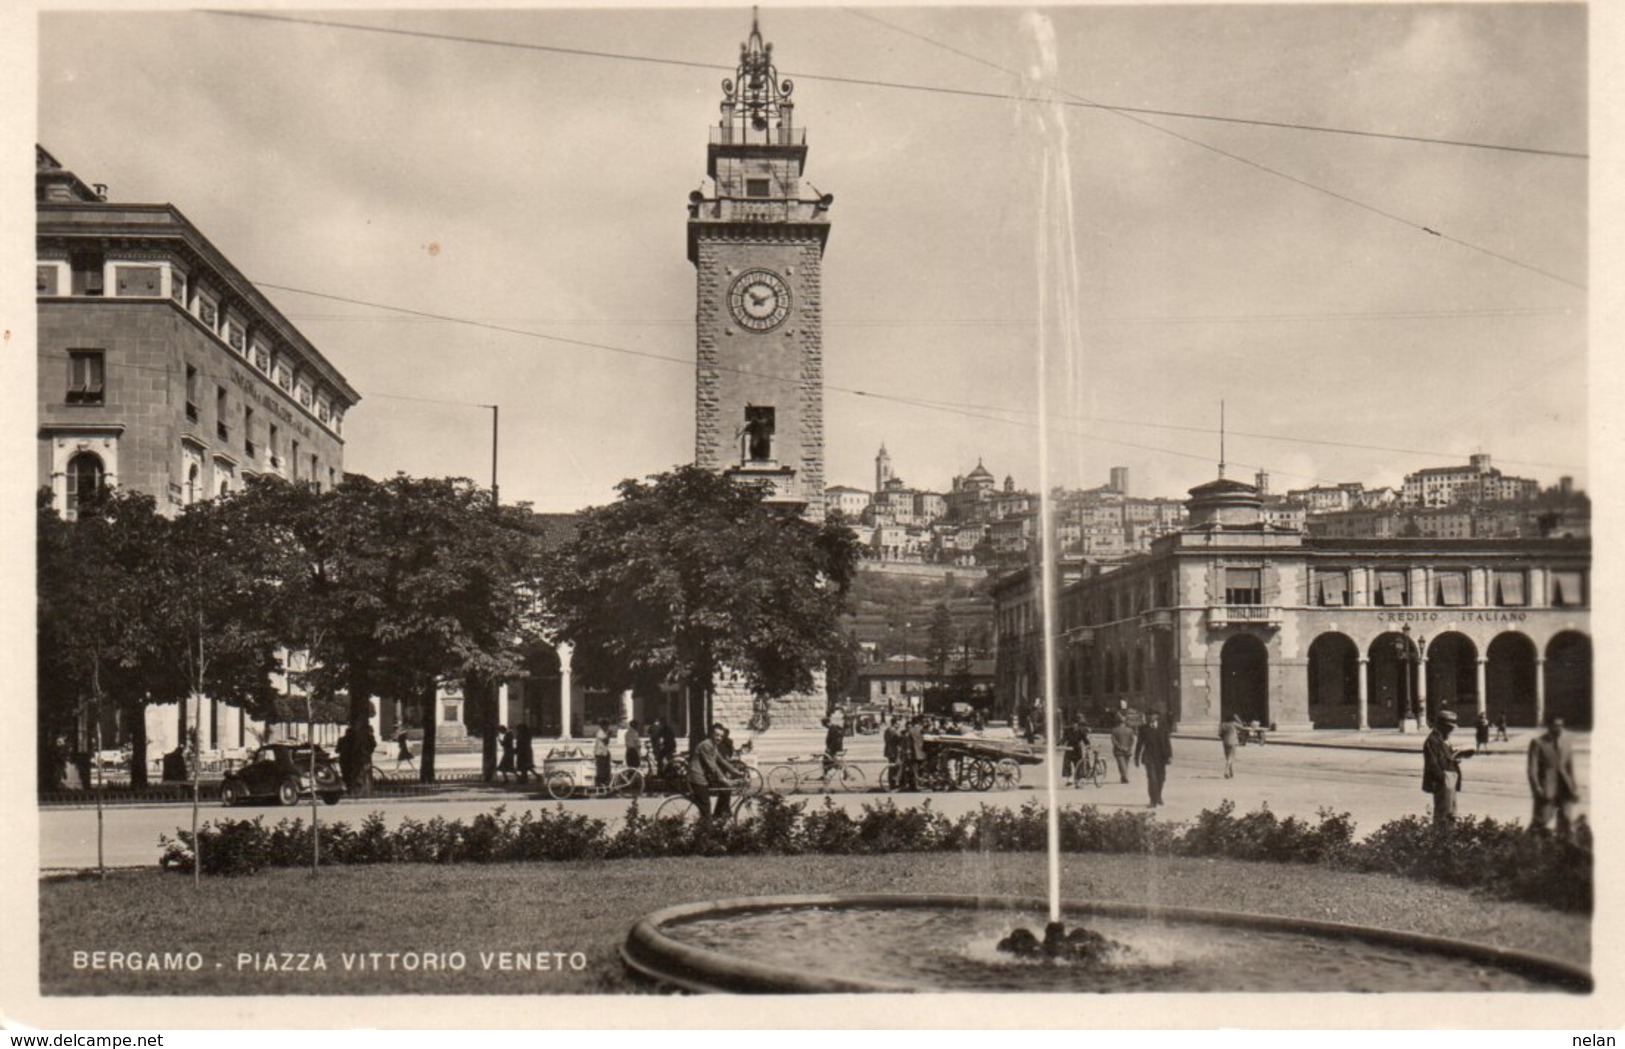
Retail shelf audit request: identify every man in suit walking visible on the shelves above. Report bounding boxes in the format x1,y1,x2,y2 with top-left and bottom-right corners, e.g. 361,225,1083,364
1133,711,1172,807
1109,716,1136,784
1527,715,1580,837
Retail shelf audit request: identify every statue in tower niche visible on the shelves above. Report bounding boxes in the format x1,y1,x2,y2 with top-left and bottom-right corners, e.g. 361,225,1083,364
690,12,831,523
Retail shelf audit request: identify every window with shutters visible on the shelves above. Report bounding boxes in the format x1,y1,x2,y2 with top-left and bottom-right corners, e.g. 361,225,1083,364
1550,570,1585,607
185,365,199,422
1224,567,1262,606
1315,569,1348,607
1375,569,1409,606
1493,570,1526,607
1434,570,1468,607
67,351,105,405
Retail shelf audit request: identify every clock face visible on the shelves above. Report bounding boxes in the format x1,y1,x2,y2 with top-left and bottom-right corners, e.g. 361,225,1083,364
728,269,792,332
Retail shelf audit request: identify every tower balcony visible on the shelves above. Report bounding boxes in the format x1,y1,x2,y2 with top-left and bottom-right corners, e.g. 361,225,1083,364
688,196,831,225
710,125,806,148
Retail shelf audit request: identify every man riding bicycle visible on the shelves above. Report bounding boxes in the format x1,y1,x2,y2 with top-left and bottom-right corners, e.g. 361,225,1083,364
688,722,742,821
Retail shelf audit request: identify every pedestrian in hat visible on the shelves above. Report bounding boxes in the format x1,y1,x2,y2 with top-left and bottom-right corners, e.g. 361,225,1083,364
1421,710,1474,825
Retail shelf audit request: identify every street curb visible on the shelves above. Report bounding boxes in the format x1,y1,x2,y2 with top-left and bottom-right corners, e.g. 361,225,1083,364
1170,733,1424,755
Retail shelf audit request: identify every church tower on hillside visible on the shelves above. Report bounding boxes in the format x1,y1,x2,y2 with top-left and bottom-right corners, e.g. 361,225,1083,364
690,12,832,522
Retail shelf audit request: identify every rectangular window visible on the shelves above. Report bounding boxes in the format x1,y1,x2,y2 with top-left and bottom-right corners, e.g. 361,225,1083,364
253,343,270,372
269,424,281,469
1316,569,1348,607
185,365,199,422
113,265,162,296
216,386,230,441
745,177,771,197
67,350,105,405
291,440,301,481
37,265,59,295
328,467,336,490
296,382,312,408
199,299,217,328
1375,569,1408,606
310,454,319,488
71,252,104,296
1551,570,1585,607
1224,567,1262,606
1435,571,1468,606
1494,570,1526,607
227,323,245,351
278,367,293,391
171,270,186,304
244,406,256,458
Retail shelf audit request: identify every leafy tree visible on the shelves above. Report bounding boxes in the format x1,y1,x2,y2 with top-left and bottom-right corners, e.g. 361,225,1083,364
824,630,864,706
36,487,169,793
544,465,862,734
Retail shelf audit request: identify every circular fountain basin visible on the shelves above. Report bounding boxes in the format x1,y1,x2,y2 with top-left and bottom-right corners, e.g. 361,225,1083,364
622,893,1591,994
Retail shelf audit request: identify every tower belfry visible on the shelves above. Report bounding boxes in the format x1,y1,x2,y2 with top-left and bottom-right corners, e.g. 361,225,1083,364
690,11,832,521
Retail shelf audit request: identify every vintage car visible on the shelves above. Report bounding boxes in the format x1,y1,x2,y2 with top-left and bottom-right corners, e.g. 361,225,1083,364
220,742,345,806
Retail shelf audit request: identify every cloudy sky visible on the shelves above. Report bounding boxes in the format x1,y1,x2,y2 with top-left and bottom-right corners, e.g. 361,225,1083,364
32,3,1588,512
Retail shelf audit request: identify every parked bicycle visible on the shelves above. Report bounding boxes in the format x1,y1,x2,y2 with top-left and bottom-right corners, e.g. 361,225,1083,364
766,753,866,794
544,762,644,800
1070,744,1108,788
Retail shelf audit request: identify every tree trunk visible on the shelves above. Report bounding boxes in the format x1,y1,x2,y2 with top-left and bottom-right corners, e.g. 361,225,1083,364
128,701,149,789
479,677,499,782
418,678,437,782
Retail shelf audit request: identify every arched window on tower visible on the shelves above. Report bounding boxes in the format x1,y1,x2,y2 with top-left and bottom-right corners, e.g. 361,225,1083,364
64,451,104,520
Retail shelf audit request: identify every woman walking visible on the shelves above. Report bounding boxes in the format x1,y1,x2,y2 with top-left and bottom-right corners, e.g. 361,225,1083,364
497,725,516,783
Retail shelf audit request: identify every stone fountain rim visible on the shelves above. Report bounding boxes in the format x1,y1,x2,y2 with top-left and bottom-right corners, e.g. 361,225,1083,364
621,892,1593,995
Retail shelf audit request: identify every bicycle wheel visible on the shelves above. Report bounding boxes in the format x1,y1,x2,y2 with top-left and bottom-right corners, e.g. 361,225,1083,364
1090,754,1107,788
544,770,575,800
993,759,1021,791
655,794,701,824
839,764,867,792
611,767,644,798
875,763,897,792
723,794,754,822
742,766,765,798
766,765,799,795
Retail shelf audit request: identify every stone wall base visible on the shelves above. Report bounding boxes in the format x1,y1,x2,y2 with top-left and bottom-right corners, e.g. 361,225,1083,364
710,669,829,731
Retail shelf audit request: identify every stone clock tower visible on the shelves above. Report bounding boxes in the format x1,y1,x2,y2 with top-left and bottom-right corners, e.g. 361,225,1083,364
690,13,831,522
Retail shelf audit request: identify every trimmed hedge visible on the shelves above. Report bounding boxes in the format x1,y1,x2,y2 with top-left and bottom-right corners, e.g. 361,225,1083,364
157,797,1591,912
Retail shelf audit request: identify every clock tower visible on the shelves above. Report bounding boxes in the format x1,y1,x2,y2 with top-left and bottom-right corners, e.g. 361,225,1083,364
690,13,832,522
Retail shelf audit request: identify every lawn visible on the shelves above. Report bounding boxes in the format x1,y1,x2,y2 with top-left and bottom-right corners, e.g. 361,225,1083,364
40,851,1589,995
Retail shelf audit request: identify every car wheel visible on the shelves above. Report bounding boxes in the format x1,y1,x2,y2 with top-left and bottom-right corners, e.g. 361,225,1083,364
320,792,342,806
276,780,301,806
221,780,246,807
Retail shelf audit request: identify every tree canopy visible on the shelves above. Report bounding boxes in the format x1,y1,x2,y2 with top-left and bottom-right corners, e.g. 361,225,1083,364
544,465,862,727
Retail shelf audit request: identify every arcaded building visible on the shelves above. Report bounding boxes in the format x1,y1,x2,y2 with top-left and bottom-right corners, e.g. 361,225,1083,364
994,476,1591,732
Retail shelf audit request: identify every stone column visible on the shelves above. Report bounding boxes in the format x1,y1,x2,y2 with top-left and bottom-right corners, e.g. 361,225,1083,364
497,682,510,730
1534,657,1547,726
557,642,574,739
1357,658,1369,731
1475,657,1488,717
621,690,635,726
1413,651,1427,731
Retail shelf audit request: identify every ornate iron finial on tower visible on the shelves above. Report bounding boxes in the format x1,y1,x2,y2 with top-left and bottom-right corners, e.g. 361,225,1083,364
721,7,794,141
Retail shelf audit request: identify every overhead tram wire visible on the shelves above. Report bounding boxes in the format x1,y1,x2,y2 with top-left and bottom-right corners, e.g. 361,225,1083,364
205,9,1587,162
251,282,1581,478
849,10,1586,293
209,10,1587,289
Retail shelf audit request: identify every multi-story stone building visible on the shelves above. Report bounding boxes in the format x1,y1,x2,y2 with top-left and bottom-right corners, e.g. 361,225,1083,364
37,147,357,518
994,475,1591,732
824,484,871,521
37,145,361,760
1401,454,1539,508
